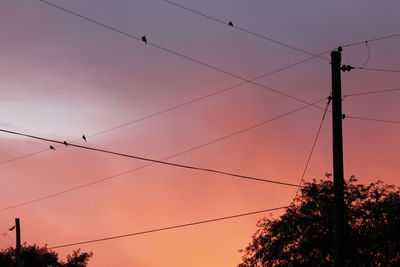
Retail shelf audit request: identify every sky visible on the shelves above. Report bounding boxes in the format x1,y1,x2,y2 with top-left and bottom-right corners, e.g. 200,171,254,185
1,0,400,266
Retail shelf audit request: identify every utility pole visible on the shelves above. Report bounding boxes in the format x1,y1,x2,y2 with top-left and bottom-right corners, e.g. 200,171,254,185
15,218,21,267
331,49,345,267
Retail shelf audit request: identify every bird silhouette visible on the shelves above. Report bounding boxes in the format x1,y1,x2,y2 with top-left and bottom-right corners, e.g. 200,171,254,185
228,21,233,27
50,145,55,150
82,135,87,142
63,141,68,147
141,35,147,43
9,226,15,231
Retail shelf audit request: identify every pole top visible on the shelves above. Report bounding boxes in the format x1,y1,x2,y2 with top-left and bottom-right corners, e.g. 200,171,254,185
331,49,342,63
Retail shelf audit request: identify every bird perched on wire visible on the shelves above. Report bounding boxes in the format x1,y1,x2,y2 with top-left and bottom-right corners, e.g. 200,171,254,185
63,141,68,147
82,135,87,142
141,35,147,43
228,21,233,27
50,145,55,150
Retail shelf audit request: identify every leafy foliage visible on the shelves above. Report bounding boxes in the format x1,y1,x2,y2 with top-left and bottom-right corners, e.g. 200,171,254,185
0,244,92,267
239,177,400,266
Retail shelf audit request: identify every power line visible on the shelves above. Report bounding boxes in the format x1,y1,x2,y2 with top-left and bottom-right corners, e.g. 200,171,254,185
2,0,334,167
0,99,325,212
48,205,289,249
37,0,329,111
341,33,400,48
344,87,400,98
360,41,370,68
162,0,329,61
340,85,400,124
35,1,400,118
34,1,400,109
39,0,400,55
356,67,400,73
0,53,328,167
6,2,396,189
342,87,400,125
38,1,400,117
42,0,400,136
295,97,331,197
3,82,396,170
0,128,302,188
345,38,400,73
163,0,400,55
0,168,140,212
22,1,399,188
346,115,400,124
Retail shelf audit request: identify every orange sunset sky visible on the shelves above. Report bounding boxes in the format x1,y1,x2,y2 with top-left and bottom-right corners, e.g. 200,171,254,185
1,0,400,266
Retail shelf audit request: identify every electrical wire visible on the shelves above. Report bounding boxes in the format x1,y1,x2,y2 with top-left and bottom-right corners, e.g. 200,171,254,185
0,53,328,167
360,41,370,68
39,0,400,55
350,40,400,72
0,99,325,212
24,0,400,232
341,33,400,48
344,87,400,98
346,115,400,124
37,0,329,111
343,87,400,124
20,1,399,195
38,1,400,121
2,0,334,169
294,96,331,197
346,38,400,72
163,0,400,56
162,0,329,61
35,1,400,126
48,205,289,249
0,128,303,188
356,67,400,73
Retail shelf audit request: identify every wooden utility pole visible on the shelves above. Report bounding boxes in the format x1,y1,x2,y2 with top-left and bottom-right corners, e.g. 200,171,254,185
15,218,21,267
331,49,345,267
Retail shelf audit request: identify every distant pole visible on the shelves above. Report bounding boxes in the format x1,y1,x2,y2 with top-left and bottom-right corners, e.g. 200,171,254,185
15,218,21,267
331,49,345,267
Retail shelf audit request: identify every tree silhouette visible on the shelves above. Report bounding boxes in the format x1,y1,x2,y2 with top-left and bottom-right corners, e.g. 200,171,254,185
0,244,92,267
239,176,400,266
